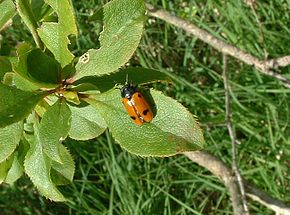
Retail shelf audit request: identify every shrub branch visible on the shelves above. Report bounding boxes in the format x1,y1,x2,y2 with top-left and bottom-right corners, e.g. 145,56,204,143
183,151,290,215
223,54,249,214
146,4,290,88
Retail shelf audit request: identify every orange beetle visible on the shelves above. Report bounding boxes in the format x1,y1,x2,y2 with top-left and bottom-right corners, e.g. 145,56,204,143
121,81,153,125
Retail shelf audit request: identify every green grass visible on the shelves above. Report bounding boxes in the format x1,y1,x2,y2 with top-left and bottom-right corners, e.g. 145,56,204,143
1,0,290,214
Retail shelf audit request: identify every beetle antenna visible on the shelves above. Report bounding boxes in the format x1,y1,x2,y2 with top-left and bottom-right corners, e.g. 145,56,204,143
125,73,129,84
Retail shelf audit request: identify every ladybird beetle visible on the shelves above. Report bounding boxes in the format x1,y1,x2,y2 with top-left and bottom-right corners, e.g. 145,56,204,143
121,81,153,125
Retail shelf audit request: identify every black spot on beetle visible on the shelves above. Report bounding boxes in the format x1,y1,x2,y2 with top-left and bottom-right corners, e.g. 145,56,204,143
142,109,149,115
130,116,136,120
138,93,142,98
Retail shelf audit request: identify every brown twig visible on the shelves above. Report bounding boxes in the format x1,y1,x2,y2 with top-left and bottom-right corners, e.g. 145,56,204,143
222,54,249,214
244,181,290,215
183,151,290,215
146,4,290,88
183,151,245,214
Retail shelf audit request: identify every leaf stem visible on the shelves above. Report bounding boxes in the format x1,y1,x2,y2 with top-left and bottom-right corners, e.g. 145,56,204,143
16,0,44,49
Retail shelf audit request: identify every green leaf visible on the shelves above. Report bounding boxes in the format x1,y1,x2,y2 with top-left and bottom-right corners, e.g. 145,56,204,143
4,152,23,184
24,123,66,201
61,63,76,80
15,0,43,48
0,84,46,127
39,99,72,163
8,56,18,68
51,144,75,185
0,0,15,30
0,154,13,184
14,43,32,78
74,67,171,92
63,91,80,105
14,43,58,88
88,6,103,22
74,0,146,80
26,49,61,84
2,72,14,85
37,0,78,67
85,89,204,157
30,0,47,21
0,56,12,82
69,104,107,140
13,73,40,91
0,122,23,163
5,138,30,184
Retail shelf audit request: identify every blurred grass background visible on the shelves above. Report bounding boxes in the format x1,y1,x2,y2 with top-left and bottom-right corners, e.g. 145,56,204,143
0,0,290,214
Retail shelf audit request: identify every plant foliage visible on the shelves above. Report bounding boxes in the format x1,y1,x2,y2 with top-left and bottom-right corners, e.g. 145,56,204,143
0,0,204,201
